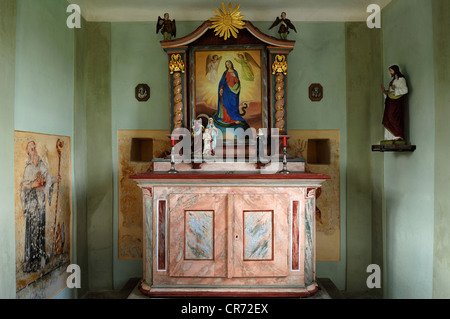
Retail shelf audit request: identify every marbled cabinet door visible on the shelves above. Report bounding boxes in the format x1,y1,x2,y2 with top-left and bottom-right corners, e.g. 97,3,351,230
168,193,227,277
168,192,289,279
232,194,289,278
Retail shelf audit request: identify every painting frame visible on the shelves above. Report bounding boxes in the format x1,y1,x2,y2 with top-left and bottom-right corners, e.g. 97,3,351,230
189,46,269,139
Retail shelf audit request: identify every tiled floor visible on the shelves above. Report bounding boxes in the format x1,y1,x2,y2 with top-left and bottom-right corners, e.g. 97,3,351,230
81,277,380,299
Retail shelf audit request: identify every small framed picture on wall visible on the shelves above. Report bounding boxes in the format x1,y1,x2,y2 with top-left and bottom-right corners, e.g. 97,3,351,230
309,83,323,102
135,84,150,102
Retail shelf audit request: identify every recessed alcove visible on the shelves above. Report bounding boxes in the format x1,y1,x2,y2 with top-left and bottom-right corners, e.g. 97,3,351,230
307,139,331,165
130,138,153,162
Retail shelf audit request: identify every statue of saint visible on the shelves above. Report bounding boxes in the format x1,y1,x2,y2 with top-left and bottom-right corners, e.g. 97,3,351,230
203,118,219,156
156,13,176,41
269,12,297,40
380,65,409,141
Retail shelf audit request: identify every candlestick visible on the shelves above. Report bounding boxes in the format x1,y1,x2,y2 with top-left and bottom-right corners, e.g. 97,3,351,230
278,144,289,174
167,144,178,174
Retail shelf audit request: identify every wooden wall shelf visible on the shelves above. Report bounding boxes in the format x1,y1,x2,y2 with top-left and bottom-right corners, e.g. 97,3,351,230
372,144,417,152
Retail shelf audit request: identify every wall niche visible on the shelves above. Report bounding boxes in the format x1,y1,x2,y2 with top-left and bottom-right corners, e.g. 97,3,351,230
307,139,331,165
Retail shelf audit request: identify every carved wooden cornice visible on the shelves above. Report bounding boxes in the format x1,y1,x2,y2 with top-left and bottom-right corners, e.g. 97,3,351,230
160,20,295,49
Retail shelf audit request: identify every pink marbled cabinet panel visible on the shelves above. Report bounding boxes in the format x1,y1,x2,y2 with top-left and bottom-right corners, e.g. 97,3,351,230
151,186,311,287
185,211,214,260
232,194,288,278
168,194,227,278
243,211,273,261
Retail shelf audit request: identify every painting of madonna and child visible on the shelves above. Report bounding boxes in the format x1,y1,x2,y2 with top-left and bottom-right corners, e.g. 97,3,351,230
193,49,264,141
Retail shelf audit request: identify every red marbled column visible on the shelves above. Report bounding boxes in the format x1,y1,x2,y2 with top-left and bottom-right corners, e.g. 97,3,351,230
292,200,300,270
158,200,166,270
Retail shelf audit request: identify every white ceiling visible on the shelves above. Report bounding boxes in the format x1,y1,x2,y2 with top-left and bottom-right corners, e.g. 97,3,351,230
67,0,393,22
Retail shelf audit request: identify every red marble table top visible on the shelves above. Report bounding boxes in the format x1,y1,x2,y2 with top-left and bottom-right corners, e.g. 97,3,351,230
130,170,331,180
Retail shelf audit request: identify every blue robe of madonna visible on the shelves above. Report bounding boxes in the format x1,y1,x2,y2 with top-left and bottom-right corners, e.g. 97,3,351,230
216,70,246,123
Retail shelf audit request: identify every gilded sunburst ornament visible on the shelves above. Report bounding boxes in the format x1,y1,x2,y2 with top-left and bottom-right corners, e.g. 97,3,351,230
209,2,245,40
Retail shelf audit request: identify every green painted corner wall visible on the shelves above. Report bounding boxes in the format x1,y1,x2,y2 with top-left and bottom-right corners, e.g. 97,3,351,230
72,15,89,298
14,0,74,136
345,22,383,295
84,22,114,291
13,0,76,299
382,0,436,299
432,0,450,299
72,18,116,295
0,0,17,299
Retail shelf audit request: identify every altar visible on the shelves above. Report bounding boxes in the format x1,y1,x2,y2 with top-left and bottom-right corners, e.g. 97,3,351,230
132,168,329,297
131,6,330,297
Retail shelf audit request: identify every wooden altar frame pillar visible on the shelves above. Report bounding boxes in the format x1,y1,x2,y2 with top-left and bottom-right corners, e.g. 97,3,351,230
268,47,293,135
165,47,189,133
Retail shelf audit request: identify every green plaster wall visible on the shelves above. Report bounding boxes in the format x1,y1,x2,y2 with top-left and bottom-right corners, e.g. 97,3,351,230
382,0,435,299
286,23,347,131
13,0,114,295
14,0,74,136
13,0,76,299
345,22,383,295
72,16,89,298
110,22,158,289
432,0,450,299
284,22,347,290
84,22,114,291
0,0,17,299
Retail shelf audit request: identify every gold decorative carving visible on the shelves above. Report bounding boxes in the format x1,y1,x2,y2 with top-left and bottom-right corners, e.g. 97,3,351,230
272,55,288,75
169,54,185,74
209,2,245,40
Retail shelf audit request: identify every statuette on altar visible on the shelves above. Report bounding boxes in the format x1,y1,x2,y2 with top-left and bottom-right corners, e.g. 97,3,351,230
203,117,219,156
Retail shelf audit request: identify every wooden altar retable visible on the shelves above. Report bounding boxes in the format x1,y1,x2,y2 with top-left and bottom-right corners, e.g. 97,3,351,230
131,16,330,297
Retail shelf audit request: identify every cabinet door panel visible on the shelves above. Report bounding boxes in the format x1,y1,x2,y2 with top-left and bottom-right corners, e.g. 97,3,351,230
243,210,273,261
232,194,289,277
168,193,227,277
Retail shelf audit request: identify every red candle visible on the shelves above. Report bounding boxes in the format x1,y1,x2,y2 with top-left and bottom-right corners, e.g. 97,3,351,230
283,136,286,146
171,136,174,146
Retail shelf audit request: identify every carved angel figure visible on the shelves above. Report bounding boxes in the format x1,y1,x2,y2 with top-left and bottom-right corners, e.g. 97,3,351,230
269,12,297,40
206,54,222,83
234,52,260,81
156,13,176,40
